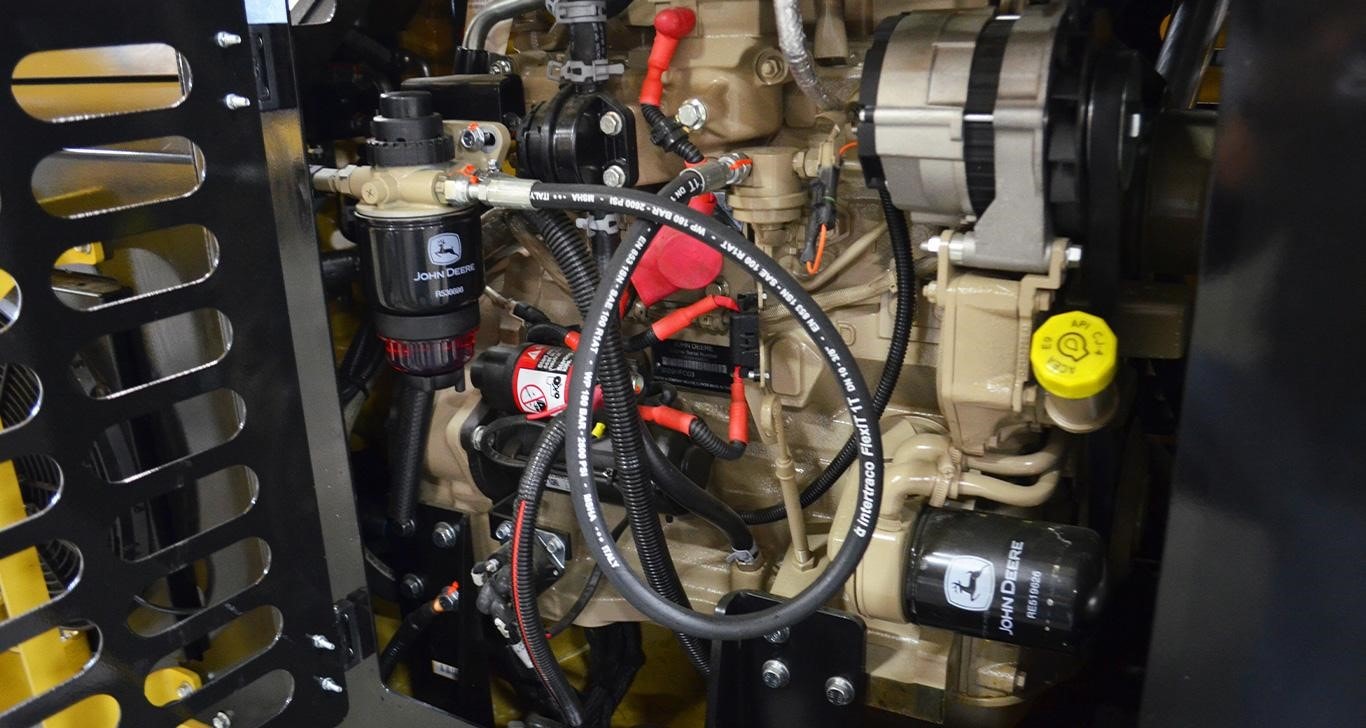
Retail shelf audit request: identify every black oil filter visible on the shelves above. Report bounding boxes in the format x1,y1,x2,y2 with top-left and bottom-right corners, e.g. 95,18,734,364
904,508,1105,650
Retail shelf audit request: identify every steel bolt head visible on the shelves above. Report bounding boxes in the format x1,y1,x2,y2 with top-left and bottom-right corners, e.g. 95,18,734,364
215,31,243,48
598,111,624,136
602,165,628,188
761,659,790,689
675,98,708,131
824,676,855,706
212,712,232,728
432,521,458,549
317,676,344,694
460,127,484,150
222,94,251,110
399,573,426,600
494,521,514,541
1065,245,1084,267
490,58,514,75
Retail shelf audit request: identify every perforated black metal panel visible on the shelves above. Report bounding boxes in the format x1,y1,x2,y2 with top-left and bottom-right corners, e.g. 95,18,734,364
0,3,356,725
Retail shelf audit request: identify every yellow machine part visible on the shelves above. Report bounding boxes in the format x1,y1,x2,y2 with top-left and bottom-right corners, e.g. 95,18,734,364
0,416,207,726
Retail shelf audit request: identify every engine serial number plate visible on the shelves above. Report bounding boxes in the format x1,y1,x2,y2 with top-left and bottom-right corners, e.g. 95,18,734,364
651,339,732,393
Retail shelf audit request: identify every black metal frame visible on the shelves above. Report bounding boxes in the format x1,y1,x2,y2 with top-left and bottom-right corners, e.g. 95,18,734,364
1141,1,1366,725
0,2,468,726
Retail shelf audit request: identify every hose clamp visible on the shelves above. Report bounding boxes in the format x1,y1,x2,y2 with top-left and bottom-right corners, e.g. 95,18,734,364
548,58,625,83
549,0,606,24
726,546,761,566
576,213,621,234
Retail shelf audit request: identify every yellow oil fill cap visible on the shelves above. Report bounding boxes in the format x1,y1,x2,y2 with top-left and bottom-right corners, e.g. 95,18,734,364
1030,310,1117,399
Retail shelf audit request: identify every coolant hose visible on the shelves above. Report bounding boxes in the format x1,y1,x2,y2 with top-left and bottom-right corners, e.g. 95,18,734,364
525,182,883,640
388,377,435,535
522,202,713,674
739,187,914,525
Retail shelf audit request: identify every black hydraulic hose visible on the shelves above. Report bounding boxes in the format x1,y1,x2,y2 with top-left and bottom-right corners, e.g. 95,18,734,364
686,419,746,461
388,377,434,536
739,187,915,524
379,599,439,680
511,417,587,725
523,205,712,675
639,425,755,556
526,182,883,640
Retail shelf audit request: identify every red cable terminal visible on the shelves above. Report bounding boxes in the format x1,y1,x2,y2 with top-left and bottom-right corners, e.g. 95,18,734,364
640,7,697,107
649,295,738,342
638,404,697,436
728,367,749,444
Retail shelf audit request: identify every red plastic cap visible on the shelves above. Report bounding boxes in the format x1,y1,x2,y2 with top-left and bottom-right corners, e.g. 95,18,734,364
654,7,696,38
631,194,722,305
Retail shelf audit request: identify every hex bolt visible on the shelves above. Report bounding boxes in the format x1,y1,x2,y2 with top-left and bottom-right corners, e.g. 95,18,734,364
176,682,194,699
1065,245,1084,268
490,58,514,74
761,659,790,689
920,236,943,255
309,634,336,651
222,94,252,110
543,534,564,555
764,627,790,644
432,521,458,549
675,98,708,131
214,31,243,48
494,521,513,541
602,165,627,188
317,676,344,694
824,676,855,706
399,573,426,600
599,111,624,136
211,712,233,728
460,126,484,150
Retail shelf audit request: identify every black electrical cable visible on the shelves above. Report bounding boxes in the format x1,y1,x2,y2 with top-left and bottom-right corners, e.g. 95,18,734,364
686,418,745,461
511,417,587,724
641,104,704,164
639,425,755,556
545,518,629,639
526,322,578,347
525,182,883,641
388,377,435,536
338,320,386,408
379,598,446,680
739,187,915,524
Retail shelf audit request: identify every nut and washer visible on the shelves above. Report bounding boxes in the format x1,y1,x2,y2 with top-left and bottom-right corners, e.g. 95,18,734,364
432,521,458,549
494,521,514,541
222,94,252,110
764,627,790,644
602,165,627,188
824,676,855,706
211,712,233,728
490,58,514,75
214,31,243,48
399,573,426,600
675,98,708,131
761,659,790,689
598,111,624,136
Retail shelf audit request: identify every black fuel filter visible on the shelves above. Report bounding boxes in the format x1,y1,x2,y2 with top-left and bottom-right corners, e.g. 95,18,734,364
904,508,1105,650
